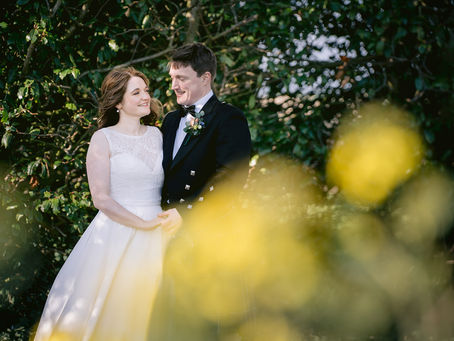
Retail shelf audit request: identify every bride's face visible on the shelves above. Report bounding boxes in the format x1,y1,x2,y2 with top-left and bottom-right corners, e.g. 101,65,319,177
116,76,151,118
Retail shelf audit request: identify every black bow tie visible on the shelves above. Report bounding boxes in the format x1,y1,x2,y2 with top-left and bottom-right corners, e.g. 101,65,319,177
180,105,196,117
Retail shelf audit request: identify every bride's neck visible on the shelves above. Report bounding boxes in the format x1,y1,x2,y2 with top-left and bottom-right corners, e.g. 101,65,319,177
114,116,144,136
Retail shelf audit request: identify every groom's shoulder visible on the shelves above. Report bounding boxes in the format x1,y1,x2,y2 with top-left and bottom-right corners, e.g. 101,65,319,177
165,108,180,117
162,108,179,124
216,100,245,118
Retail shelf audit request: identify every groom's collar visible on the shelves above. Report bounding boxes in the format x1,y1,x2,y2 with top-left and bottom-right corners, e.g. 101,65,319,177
192,90,214,113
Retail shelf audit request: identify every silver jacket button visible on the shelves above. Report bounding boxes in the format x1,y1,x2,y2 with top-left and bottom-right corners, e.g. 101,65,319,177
190,170,196,176
185,184,191,190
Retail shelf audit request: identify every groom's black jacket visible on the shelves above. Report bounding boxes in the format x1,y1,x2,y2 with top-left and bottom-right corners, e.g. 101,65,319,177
161,95,251,210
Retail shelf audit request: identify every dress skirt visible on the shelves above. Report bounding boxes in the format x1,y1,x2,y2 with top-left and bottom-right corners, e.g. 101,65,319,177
34,204,164,341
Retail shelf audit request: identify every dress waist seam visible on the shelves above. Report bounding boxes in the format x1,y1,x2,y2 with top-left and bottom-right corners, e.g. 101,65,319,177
116,200,162,207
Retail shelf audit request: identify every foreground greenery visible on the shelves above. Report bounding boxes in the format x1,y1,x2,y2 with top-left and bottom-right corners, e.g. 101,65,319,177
1,0,454,339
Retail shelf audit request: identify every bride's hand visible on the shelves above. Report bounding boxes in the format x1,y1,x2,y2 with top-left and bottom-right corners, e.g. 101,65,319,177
158,208,182,236
137,217,162,230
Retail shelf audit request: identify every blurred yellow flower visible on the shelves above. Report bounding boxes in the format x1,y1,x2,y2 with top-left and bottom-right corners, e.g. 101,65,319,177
390,167,454,247
327,103,424,206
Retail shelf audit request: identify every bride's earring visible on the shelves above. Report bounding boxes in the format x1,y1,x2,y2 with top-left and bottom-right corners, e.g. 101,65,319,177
116,108,119,113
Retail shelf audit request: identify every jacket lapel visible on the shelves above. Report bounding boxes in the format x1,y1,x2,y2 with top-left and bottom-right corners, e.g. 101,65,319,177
163,109,183,172
170,95,220,170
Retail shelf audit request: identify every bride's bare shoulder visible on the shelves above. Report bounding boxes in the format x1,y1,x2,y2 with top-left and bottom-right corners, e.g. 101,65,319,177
88,129,109,149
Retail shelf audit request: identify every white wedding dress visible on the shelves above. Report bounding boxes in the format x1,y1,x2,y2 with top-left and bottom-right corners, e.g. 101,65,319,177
34,126,166,341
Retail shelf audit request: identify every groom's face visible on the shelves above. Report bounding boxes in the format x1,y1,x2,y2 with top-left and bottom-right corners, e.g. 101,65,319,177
169,64,210,106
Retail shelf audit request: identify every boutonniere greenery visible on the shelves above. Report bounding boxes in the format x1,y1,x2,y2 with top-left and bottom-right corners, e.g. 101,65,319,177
183,110,206,137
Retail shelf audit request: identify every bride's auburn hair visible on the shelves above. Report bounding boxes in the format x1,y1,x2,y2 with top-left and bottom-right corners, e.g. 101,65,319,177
97,66,162,128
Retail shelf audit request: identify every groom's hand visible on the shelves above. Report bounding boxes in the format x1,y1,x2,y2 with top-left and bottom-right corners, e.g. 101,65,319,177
158,208,182,237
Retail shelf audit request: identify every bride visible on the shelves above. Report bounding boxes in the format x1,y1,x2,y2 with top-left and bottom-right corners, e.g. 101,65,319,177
33,66,181,341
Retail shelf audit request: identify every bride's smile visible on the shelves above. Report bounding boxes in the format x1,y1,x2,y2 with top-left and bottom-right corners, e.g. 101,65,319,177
116,76,151,118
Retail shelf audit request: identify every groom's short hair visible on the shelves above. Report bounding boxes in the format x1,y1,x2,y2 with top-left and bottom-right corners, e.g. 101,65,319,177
170,43,217,80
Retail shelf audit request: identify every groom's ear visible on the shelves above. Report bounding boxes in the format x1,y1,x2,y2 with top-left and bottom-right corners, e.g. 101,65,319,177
201,72,212,85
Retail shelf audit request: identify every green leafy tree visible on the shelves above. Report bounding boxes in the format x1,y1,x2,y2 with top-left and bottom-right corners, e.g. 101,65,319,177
1,0,453,338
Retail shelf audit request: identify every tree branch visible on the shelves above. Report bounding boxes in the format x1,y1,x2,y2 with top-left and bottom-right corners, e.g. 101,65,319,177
22,41,36,75
50,0,62,17
79,47,174,78
273,54,401,71
185,0,200,43
14,130,66,139
63,0,93,40
206,14,258,43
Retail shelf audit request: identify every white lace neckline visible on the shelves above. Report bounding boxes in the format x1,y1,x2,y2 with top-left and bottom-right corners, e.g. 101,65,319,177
106,126,151,138
101,126,163,175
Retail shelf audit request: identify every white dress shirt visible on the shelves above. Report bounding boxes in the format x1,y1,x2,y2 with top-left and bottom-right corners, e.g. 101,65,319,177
172,90,214,159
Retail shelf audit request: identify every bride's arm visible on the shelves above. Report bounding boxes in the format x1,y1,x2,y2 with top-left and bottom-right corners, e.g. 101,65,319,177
86,130,160,230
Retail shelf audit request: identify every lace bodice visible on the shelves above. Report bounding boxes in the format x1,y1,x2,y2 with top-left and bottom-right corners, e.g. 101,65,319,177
101,126,164,207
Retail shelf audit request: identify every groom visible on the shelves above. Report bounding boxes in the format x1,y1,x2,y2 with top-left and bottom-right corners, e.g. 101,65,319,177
152,42,251,340
161,43,251,212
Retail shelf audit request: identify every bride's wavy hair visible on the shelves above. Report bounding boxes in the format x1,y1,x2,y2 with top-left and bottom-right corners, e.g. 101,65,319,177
97,66,162,129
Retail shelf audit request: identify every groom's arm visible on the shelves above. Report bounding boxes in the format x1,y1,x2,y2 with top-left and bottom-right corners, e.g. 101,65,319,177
202,106,251,203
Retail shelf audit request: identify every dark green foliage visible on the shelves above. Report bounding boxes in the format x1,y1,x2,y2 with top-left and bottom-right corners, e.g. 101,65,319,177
1,0,453,338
